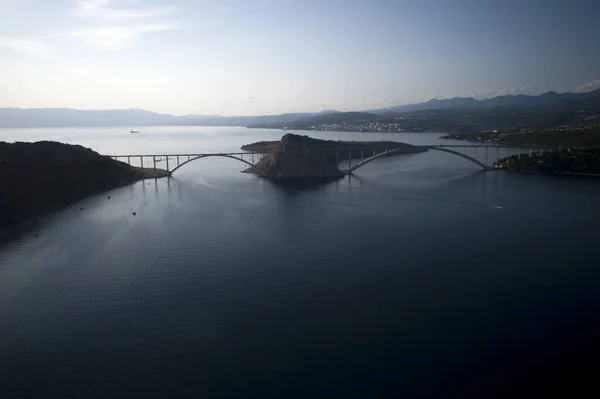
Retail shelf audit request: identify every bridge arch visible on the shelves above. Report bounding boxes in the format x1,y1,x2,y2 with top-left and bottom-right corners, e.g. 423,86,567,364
347,148,403,173
169,153,255,174
347,146,489,173
426,147,488,169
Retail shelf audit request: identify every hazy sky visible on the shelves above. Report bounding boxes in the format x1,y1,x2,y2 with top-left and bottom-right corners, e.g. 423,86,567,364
1,0,599,115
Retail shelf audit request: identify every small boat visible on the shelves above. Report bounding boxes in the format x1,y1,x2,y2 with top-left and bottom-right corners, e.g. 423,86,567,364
130,130,140,134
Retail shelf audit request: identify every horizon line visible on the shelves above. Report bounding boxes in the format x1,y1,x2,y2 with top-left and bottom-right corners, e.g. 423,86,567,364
1,86,599,117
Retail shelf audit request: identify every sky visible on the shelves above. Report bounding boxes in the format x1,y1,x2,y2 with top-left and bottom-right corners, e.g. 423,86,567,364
1,0,599,116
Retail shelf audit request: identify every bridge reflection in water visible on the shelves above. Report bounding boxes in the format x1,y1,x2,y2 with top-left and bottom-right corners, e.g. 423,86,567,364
107,144,553,175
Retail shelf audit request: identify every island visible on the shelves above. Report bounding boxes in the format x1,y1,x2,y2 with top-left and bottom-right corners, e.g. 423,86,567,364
242,133,426,180
0,141,169,227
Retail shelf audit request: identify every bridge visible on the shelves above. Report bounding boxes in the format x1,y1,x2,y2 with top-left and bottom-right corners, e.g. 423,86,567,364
107,144,551,175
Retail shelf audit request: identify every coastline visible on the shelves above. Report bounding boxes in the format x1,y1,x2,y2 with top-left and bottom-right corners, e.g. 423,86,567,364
493,149,600,176
441,130,600,176
499,168,600,178
0,141,170,228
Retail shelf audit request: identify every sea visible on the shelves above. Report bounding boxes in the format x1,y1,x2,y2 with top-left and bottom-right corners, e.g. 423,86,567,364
1,126,600,398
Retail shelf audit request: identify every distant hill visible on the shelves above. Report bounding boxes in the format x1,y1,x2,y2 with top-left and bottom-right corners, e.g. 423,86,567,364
1,88,599,129
0,108,319,128
371,89,600,113
0,108,177,128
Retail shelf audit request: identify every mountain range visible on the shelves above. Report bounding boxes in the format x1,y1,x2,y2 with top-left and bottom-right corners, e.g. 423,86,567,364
1,89,599,128
369,88,600,113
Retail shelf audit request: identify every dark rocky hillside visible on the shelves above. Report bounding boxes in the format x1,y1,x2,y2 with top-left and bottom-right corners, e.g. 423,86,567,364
244,134,425,180
0,141,168,226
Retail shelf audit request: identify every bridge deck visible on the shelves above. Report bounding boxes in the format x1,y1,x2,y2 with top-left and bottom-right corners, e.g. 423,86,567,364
107,143,559,158
108,151,264,157
106,144,557,174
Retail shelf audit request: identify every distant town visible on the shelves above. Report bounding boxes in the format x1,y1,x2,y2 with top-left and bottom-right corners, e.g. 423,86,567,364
304,118,429,133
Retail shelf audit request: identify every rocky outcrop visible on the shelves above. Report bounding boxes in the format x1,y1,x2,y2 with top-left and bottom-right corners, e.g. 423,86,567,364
241,141,279,153
242,138,427,161
0,141,169,226
244,134,345,180
243,134,427,180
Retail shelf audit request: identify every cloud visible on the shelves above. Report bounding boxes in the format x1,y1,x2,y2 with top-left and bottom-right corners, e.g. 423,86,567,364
492,85,539,97
75,0,177,20
431,86,541,100
68,0,182,49
68,24,179,50
0,36,50,56
573,80,600,93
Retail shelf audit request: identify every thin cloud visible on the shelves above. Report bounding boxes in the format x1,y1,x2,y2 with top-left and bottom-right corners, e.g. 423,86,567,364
69,24,179,50
69,0,182,50
75,0,177,20
0,36,50,56
493,85,539,97
433,86,541,100
573,79,600,93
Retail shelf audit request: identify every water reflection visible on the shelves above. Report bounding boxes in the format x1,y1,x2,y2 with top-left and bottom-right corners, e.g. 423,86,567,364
267,178,335,194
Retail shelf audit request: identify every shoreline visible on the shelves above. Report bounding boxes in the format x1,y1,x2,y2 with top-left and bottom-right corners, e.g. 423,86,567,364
498,168,600,178
0,175,167,246
493,149,600,176
0,140,170,228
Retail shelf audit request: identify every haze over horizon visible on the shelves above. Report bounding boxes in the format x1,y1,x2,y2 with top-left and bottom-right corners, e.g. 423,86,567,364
1,0,599,116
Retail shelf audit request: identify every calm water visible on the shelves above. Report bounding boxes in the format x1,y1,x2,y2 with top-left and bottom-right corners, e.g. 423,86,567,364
1,126,600,397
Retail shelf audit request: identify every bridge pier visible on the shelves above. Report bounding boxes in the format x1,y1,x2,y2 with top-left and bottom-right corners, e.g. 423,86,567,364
140,156,143,169
348,149,351,171
153,156,156,170
361,149,364,162
485,147,488,167
127,156,130,165
177,155,180,167
166,156,169,172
